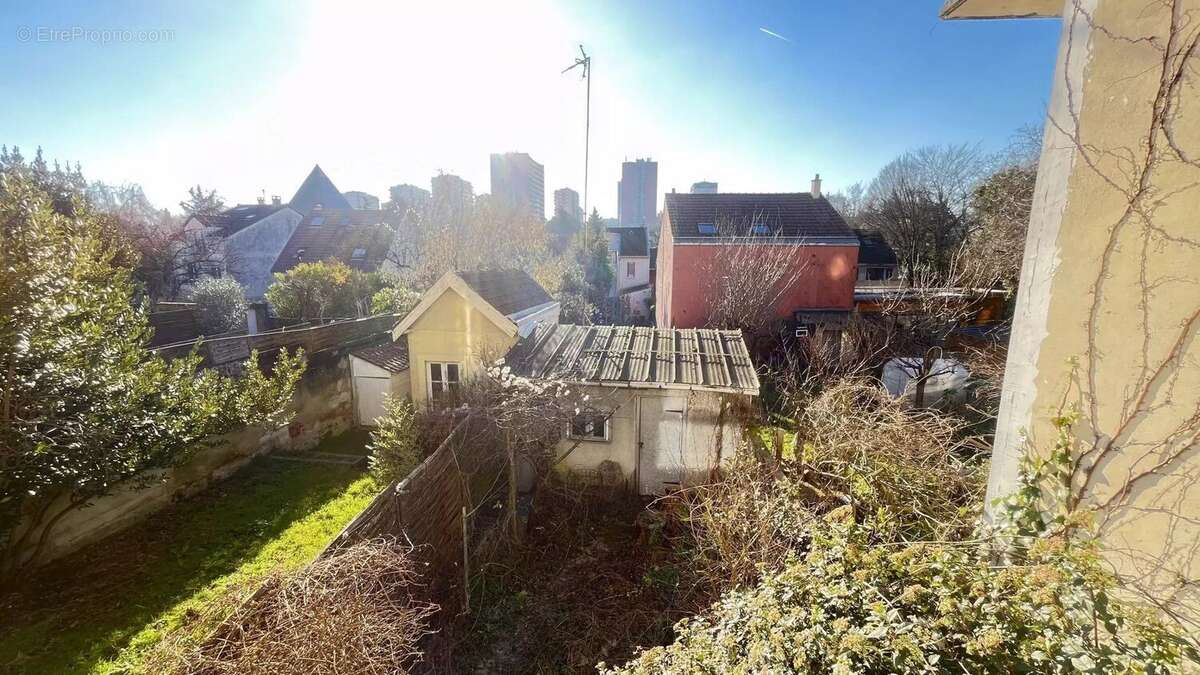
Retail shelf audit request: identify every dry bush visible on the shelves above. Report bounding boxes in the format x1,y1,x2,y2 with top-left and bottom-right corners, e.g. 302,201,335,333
154,538,437,675
667,379,988,598
793,379,986,537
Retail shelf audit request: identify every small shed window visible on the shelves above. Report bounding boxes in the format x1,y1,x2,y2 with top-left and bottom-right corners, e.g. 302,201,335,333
568,413,609,441
427,362,461,403
697,222,717,235
351,248,367,260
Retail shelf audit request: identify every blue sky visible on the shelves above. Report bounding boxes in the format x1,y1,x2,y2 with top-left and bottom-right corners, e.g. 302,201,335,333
0,1,1061,216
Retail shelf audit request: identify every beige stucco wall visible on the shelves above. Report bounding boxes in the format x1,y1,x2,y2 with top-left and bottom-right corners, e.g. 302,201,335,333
555,385,745,493
986,0,1200,630
400,288,517,405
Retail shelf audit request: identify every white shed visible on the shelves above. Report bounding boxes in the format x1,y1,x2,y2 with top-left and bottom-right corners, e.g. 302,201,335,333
349,339,411,426
508,324,760,494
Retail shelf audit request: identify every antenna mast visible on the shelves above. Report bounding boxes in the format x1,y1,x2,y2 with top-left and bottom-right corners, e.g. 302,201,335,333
563,45,591,243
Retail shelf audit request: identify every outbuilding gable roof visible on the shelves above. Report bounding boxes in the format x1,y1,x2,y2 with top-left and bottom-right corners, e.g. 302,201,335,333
457,269,554,317
351,336,409,373
391,269,556,340
507,324,760,395
664,192,855,240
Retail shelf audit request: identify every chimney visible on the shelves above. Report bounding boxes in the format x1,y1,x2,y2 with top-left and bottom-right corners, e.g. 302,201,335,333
271,195,282,206
256,195,265,205
811,173,822,198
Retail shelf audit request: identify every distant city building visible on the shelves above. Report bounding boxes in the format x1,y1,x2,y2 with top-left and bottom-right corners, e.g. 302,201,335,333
389,184,431,211
490,152,545,220
690,181,718,194
342,191,380,210
431,172,473,207
553,187,583,224
618,158,658,227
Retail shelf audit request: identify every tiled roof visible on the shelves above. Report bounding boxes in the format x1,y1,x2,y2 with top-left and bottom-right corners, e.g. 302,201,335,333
664,192,855,240
607,226,648,257
457,269,554,317
854,229,898,266
194,204,288,236
271,209,395,274
351,336,409,373
507,324,760,394
290,165,352,215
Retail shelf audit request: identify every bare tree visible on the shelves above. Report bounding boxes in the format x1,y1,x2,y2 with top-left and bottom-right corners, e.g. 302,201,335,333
825,181,867,225
700,218,811,336
861,144,992,283
961,127,1041,290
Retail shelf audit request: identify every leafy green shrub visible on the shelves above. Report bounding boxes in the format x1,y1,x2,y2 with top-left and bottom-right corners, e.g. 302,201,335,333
368,397,421,483
265,261,383,320
0,166,306,571
370,285,421,318
606,520,1195,674
189,276,247,334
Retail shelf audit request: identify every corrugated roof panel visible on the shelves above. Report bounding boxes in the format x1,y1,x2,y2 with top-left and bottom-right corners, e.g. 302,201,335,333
580,326,611,380
506,324,758,395
677,330,701,385
553,325,591,380
653,329,674,385
601,326,634,381
629,327,653,382
697,330,730,388
721,331,758,390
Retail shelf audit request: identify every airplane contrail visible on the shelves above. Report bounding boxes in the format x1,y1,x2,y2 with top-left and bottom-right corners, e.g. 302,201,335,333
759,27,791,43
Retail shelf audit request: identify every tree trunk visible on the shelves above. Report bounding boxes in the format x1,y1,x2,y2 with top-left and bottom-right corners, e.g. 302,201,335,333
506,432,520,544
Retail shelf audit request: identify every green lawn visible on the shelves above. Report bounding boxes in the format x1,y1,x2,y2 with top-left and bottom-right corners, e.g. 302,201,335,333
0,430,380,674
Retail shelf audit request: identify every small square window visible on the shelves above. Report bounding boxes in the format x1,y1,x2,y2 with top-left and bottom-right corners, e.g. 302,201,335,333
697,222,717,235
428,361,461,404
568,413,609,441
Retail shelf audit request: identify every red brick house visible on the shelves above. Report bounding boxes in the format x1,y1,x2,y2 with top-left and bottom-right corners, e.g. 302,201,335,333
655,187,860,333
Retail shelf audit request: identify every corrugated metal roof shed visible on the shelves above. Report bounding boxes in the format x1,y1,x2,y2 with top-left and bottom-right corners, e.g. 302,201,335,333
508,324,759,394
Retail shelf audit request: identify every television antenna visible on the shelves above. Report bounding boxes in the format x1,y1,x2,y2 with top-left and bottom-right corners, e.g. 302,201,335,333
563,45,591,243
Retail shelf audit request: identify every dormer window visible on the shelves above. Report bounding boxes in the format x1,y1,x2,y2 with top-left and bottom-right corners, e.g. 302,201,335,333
697,222,717,235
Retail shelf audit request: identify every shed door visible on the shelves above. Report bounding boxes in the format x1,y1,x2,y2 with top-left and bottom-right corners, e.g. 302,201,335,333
638,397,686,494
354,376,391,426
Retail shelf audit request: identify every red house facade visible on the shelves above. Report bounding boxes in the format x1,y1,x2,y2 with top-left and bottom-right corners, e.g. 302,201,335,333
655,191,859,332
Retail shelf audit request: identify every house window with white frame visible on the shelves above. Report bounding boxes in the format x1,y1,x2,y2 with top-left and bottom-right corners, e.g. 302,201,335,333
427,362,461,403
567,412,609,441
626,261,635,278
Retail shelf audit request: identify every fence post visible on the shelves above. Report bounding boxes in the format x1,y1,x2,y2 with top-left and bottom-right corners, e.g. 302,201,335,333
461,504,470,614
